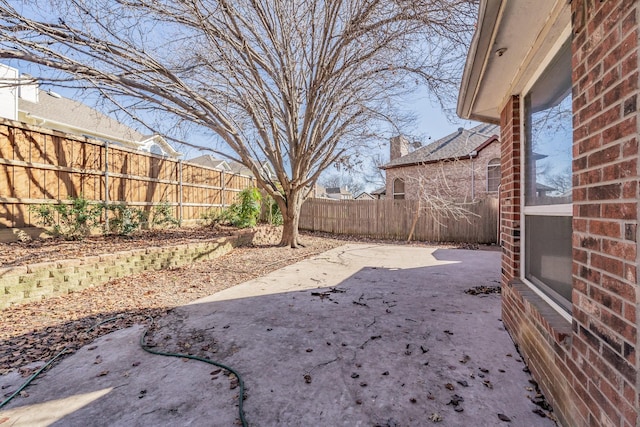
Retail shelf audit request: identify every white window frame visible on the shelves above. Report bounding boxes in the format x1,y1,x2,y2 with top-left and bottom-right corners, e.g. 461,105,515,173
392,178,405,199
486,158,501,192
520,25,573,323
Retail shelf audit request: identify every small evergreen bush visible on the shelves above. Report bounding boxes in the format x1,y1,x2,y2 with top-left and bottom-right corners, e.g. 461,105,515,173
30,195,102,240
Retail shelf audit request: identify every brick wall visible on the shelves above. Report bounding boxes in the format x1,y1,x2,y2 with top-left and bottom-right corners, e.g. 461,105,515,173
384,139,500,201
499,96,521,284
501,1,640,426
571,0,639,424
0,229,266,309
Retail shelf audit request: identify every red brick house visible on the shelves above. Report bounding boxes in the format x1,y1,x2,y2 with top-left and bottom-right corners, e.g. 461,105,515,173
458,1,638,426
381,124,501,201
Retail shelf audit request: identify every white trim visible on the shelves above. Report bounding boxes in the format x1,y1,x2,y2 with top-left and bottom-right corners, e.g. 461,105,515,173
521,277,572,323
523,204,572,216
520,28,573,319
521,24,572,96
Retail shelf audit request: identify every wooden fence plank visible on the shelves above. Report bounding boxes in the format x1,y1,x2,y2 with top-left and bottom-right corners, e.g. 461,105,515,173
300,198,498,244
0,121,255,231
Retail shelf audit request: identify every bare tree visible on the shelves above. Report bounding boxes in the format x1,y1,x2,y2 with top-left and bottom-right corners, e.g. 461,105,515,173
0,0,477,247
402,160,479,241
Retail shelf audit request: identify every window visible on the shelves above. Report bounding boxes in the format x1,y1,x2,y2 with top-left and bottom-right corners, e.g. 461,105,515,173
393,178,405,199
487,158,500,192
523,38,573,314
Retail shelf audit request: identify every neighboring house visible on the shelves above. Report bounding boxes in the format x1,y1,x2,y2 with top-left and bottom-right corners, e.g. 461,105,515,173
380,124,500,201
325,187,353,200
457,1,639,426
354,192,374,200
370,186,386,200
188,154,276,181
0,64,181,158
187,154,232,172
310,184,353,200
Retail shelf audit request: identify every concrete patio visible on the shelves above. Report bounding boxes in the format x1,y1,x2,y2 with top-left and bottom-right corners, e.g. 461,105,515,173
0,244,556,426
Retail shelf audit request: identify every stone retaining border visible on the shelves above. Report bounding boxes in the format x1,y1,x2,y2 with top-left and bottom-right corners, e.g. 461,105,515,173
0,230,259,309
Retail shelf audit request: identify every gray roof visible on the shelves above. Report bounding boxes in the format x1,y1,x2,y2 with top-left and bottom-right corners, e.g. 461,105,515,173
188,155,274,180
188,155,231,171
382,123,500,169
20,89,145,143
370,186,386,195
326,187,351,195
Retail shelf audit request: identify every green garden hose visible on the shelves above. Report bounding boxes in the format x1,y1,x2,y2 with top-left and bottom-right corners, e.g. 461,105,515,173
140,316,248,427
0,315,125,410
2,315,248,426
0,347,68,409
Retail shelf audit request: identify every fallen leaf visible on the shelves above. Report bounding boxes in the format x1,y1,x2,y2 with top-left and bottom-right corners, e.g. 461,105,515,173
97,370,109,377
445,383,455,390
429,413,442,422
304,374,312,384
483,380,493,389
497,414,511,422
532,408,547,417
447,394,464,406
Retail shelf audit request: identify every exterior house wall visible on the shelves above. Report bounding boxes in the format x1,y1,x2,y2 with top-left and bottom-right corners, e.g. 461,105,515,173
500,1,640,426
384,140,500,201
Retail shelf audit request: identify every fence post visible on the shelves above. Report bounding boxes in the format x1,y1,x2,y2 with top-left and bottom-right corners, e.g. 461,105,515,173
221,170,226,208
178,159,183,224
104,141,110,231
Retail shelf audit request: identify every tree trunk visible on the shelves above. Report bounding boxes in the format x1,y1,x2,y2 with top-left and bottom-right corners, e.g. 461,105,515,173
278,189,303,248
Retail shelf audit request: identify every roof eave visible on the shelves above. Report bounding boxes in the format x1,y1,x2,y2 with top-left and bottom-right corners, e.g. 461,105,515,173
457,0,505,120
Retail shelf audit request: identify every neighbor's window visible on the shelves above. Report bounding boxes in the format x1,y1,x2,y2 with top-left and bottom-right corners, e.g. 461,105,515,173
487,158,501,192
523,38,573,313
393,178,405,199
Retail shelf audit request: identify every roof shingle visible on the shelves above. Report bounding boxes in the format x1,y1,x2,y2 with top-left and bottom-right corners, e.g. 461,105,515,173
382,123,499,169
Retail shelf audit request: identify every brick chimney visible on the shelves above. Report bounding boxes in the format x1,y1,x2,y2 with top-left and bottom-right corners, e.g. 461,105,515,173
390,135,410,161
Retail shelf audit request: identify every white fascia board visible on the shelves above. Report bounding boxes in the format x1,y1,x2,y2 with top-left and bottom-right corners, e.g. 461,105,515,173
457,0,505,121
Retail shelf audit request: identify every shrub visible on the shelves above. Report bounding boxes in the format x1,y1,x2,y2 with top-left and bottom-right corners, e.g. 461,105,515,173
150,200,180,229
263,195,283,226
104,203,147,236
201,208,225,227
30,195,102,240
233,187,262,228
212,187,262,228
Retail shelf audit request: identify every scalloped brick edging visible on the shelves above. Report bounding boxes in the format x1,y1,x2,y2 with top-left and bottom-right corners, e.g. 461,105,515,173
0,230,258,309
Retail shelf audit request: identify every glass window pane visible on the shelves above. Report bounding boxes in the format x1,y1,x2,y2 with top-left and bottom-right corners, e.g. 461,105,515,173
487,159,500,192
525,40,573,206
525,215,573,312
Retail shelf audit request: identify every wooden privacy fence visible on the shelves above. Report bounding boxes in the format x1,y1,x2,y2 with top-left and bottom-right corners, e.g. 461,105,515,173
300,198,499,244
0,120,254,237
